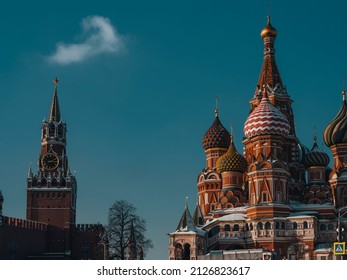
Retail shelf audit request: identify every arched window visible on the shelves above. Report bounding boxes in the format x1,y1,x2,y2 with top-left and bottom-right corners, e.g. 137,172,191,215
265,222,271,230
233,224,240,232
303,221,308,229
281,222,285,230
183,244,191,260
320,224,326,231
257,222,263,230
224,225,231,232
275,222,280,229
328,224,334,230
293,222,297,230
175,244,183,260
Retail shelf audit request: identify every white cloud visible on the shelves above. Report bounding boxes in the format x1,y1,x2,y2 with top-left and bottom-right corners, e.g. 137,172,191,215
48,16,124,65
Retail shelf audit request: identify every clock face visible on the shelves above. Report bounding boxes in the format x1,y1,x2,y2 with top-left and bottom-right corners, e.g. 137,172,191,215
41,153,59,170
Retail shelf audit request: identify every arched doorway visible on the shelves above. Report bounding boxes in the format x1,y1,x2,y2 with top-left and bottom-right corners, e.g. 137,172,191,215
183,244,191,260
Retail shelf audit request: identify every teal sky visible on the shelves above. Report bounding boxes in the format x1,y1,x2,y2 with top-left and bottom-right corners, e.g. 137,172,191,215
0,0,347,259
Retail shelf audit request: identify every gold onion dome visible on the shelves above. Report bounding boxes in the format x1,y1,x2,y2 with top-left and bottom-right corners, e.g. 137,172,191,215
202,115,230,150
260,16,277,39
216,138,248,173
323,91,347,147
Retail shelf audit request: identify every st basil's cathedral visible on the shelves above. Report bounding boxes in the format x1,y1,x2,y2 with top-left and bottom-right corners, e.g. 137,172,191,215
168,16,347,260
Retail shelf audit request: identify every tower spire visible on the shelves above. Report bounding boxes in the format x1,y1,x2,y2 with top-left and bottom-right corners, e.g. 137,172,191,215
27,162,33,178
49,77,61,123
230,124,234,143
215,96,219,117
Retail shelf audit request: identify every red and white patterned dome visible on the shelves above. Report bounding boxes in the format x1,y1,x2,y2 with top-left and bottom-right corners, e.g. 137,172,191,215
244,91,290,138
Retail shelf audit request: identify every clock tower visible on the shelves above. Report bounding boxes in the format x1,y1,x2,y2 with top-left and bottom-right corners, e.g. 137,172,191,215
26,78,77,229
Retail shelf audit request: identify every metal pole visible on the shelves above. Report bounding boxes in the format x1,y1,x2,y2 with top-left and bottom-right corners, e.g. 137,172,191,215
338,209,342,242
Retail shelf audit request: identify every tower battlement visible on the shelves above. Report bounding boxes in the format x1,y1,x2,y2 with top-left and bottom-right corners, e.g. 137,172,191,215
74,224,104,232
1,216,47,231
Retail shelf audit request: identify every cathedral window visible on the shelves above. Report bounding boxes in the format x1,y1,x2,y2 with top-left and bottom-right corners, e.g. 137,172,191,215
328,224,333,230
275,222,280,229
281,222,285,229
262,192,268,202
257,222,263,230
224,225,231,232
174,244,183,260
320,224,326,231
293,222,297,230
233,224,239,232
183,244,191,260
265,222,271,230
303,221,308,229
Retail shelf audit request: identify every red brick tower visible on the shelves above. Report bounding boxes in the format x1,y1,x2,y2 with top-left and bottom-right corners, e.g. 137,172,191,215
244,88,291,218
303,135,332,204
198,101,230,218
249,16,305,198
216,135,248,209
26,78,77,229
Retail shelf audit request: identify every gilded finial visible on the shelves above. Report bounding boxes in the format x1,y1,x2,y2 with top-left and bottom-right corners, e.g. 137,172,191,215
342,77,346,102
230,124,234,142
342,90,346,102
267,1,271,18
215,96,219,117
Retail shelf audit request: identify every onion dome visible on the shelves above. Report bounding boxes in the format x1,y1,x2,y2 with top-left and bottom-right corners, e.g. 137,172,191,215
303,136,330,167
202,108,230,150
323,91,347,147
216,137,248,173
244,89,290,138
261,16,277,39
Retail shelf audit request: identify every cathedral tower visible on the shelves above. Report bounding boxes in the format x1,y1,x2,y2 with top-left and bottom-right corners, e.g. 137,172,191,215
215,135,248,209
324,90,347,208
244,88,291,218
248,16,305,199
26,79,77,229
197,102,230,217
303,135,332,204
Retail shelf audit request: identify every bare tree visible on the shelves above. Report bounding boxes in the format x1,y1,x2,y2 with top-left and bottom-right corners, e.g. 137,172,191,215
287,237,307,260
107,200,153,260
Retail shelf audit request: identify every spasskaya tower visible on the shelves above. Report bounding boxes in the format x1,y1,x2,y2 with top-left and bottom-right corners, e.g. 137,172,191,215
26,78,77,229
